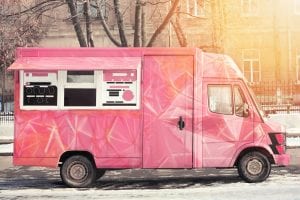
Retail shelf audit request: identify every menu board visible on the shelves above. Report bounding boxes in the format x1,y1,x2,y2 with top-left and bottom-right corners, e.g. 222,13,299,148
23,83,57,106
22,71,58,107
102,69,138,107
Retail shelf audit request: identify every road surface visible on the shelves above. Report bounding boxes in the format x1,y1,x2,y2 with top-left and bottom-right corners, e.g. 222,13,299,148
0,158,299,200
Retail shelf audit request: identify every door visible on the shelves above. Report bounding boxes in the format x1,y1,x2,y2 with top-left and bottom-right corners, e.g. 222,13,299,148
142,55,193,168
202,80,254,167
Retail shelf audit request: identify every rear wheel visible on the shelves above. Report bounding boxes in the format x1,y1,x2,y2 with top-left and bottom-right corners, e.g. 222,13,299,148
238,151,271,183
60,155,96,188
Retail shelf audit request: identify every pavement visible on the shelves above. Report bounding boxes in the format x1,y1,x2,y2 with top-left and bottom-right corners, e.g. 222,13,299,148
0,156,12,170
0,122,13,144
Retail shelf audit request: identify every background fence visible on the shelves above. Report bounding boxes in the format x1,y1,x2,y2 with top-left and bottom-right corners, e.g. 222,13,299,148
0,94,14,123
251,81,300,114
0,112,14,123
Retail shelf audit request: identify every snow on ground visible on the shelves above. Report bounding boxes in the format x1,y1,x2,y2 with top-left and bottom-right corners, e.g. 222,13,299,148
287,137,300,147
0,170,299,200
0,143,13,154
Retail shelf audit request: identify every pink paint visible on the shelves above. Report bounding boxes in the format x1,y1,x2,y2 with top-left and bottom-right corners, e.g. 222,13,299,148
122,90,134,101
109,86,130,89
9,48,289,174
103,69,137,82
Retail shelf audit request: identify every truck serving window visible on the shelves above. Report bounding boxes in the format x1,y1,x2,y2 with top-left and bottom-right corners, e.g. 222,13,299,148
208,85,233,115
67,71,94,83
21,71,58,108
63,71,96,107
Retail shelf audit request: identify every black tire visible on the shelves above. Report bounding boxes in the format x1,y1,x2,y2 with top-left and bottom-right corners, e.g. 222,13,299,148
238,151,271,183
60,155,96,188
96,169,106,180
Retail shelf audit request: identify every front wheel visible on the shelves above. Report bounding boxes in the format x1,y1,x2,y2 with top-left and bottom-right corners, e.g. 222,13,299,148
60,155,96,188
237,151,271,183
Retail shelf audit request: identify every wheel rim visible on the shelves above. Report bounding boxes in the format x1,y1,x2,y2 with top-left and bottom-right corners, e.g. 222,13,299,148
246,158,263,176
68,162,88,181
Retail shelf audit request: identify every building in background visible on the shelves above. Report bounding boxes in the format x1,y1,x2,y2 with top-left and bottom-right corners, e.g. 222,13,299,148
2,0,300,111
38,0,300,83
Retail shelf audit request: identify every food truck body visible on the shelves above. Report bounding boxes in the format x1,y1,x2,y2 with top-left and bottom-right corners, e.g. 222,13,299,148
9,48,289,187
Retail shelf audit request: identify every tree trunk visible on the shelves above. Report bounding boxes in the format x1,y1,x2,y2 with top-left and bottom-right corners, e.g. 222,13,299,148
171,6,187,47
83,0,94,47
113,0,128,47
146,0,180,47
141,5,146,47
66,0,87,47
133,0,141,47
96,0,121,47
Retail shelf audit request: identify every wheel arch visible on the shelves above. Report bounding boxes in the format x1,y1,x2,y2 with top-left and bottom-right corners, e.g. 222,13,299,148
233,146,275,166
58,151,96,167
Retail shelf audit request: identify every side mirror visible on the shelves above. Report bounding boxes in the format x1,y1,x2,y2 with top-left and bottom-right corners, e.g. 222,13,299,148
243,103,250,117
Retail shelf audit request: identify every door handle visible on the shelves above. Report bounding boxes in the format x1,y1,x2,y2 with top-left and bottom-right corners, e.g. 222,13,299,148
178,116,185,131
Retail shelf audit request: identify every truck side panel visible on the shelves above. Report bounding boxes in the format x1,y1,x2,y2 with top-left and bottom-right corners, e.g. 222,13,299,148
13,72,143,168
142,55,194,168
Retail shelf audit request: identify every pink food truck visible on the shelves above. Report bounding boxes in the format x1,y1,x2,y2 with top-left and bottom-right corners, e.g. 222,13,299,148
8,48,289,187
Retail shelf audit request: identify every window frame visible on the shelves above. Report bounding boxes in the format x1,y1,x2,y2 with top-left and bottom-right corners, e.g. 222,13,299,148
20,67,141,111
60,70,99,109
241,0,259,17
295,0,300,15
208,84,234,115
186,0,206,17
75,0,108,19
233,85,247,117
20,70,60,110
242,49,261,83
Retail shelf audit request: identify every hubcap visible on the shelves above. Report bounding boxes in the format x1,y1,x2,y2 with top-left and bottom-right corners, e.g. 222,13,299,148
69,163,87,180
247,158,263,175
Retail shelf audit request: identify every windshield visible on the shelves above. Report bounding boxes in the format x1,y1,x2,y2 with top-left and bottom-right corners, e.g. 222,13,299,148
247,83,266,118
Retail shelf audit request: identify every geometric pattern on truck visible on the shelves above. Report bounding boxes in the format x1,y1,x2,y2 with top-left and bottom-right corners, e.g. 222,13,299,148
13,48,279,168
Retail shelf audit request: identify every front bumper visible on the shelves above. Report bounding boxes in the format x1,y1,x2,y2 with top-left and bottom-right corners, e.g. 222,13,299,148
274,153,290,166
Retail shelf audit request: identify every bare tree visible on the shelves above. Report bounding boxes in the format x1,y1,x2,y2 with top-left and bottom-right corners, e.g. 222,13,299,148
113,0,128,46
0,0,50,110
133,0,142,47
84,0,95,47
66,0,88,47
171,4,187,47
146,0,179,46
2,0,198,49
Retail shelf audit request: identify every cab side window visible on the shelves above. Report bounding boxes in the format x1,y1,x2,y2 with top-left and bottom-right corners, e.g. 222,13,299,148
234,86,246,117
208,85,233,115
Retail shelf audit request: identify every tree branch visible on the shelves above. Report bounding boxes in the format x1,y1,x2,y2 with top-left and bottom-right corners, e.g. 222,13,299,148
0,0,64,17
133,0,142,47
113,0,128,47
141,5,146,46
96,0,121,47
146,0,179,47
66,0,87,47
171,5,187,47
141,0,170,6
83,0,94,47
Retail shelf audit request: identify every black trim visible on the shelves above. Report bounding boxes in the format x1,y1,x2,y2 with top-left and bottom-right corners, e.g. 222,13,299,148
268,132,284,155
107,89,121,91
103,103,136,106
29,82,51,85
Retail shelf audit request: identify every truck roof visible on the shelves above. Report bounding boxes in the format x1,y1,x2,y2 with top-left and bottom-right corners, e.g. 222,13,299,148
8,47,244,80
